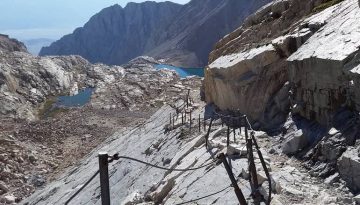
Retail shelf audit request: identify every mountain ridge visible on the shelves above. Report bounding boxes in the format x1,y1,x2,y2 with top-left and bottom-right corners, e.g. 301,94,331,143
39,0,271,67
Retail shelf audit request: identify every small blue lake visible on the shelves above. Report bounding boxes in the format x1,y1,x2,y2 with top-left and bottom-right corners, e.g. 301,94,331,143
155,64,204,78
57,87,93,107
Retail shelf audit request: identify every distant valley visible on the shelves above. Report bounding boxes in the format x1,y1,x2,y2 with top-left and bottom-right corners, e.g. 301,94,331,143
23,38,54,55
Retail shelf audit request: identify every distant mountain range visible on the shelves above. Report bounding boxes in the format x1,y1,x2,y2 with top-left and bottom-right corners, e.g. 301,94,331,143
40,0,271,67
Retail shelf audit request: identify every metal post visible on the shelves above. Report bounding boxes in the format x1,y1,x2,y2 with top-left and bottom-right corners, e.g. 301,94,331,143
233,127,236,143
205,118,213,149
98,152,110,205
170,113,172,128
184,112,187,123
251,132,272,205
245,121,260,203
181,112,184,125
198,114,201,132
219,153,247,205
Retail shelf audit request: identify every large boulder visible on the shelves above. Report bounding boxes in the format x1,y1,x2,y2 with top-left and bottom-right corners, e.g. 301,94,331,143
282,129,308,154
338,147,360,192
204,44,286,126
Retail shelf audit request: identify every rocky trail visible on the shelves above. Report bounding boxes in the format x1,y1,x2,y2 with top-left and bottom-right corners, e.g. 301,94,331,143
20,90,354,205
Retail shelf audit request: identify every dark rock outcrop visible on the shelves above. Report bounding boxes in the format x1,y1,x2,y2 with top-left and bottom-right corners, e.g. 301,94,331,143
0,34,27,53
39,0,271,67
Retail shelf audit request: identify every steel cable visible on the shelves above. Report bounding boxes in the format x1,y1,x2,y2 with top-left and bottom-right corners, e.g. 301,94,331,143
109,154,216,171
173,185,231,205
65,170,100,205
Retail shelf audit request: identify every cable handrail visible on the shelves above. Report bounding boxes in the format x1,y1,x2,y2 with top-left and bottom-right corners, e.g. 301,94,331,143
173,185,231,205
108,154,216,171
65,107,270,205
65,170,100,205
65,155,218,205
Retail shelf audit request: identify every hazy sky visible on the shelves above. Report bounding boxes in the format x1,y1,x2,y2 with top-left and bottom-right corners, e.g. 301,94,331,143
0,0,190,40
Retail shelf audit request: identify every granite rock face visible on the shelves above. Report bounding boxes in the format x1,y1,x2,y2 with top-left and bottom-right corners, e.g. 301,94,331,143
204,0,360,191
204,0,323,130
288,0,360,125
0,51,92,120
39,0,271,67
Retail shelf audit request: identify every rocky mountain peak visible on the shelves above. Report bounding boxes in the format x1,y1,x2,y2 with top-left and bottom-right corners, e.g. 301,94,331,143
39,0,271,67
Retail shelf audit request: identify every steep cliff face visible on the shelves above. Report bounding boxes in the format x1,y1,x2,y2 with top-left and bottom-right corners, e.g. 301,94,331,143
146,0,272,67
288,0,360,125
39,0,271,67
40,2,181,66
205,0,360,128
204,0,323,130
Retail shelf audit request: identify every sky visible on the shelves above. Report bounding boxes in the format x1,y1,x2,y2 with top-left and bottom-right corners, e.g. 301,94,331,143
0,0,190,41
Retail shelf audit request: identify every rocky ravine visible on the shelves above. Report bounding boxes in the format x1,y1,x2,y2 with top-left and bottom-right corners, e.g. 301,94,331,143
39,0,271,67
204,0,360,197
0,35,204,204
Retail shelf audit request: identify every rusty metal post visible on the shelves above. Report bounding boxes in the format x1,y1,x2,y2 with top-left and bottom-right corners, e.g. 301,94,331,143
198,114,201,132
245,120,260,203
98,152,110,205
205,118,213,148
181,112,184,125
251,132,272,205
233,127,236,143
218,153,247,205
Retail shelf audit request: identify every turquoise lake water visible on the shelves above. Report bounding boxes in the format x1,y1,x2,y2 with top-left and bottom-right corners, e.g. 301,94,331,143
57,87,93,107
55,64,203,107
155,64,204,78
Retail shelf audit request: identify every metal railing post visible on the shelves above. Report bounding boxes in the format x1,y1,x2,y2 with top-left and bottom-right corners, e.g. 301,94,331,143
219,153,247,205
170,113,172,128
198,114,201,132
182,112,184,125
98,152,110,205
205,118,213,149
187,89,190,108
